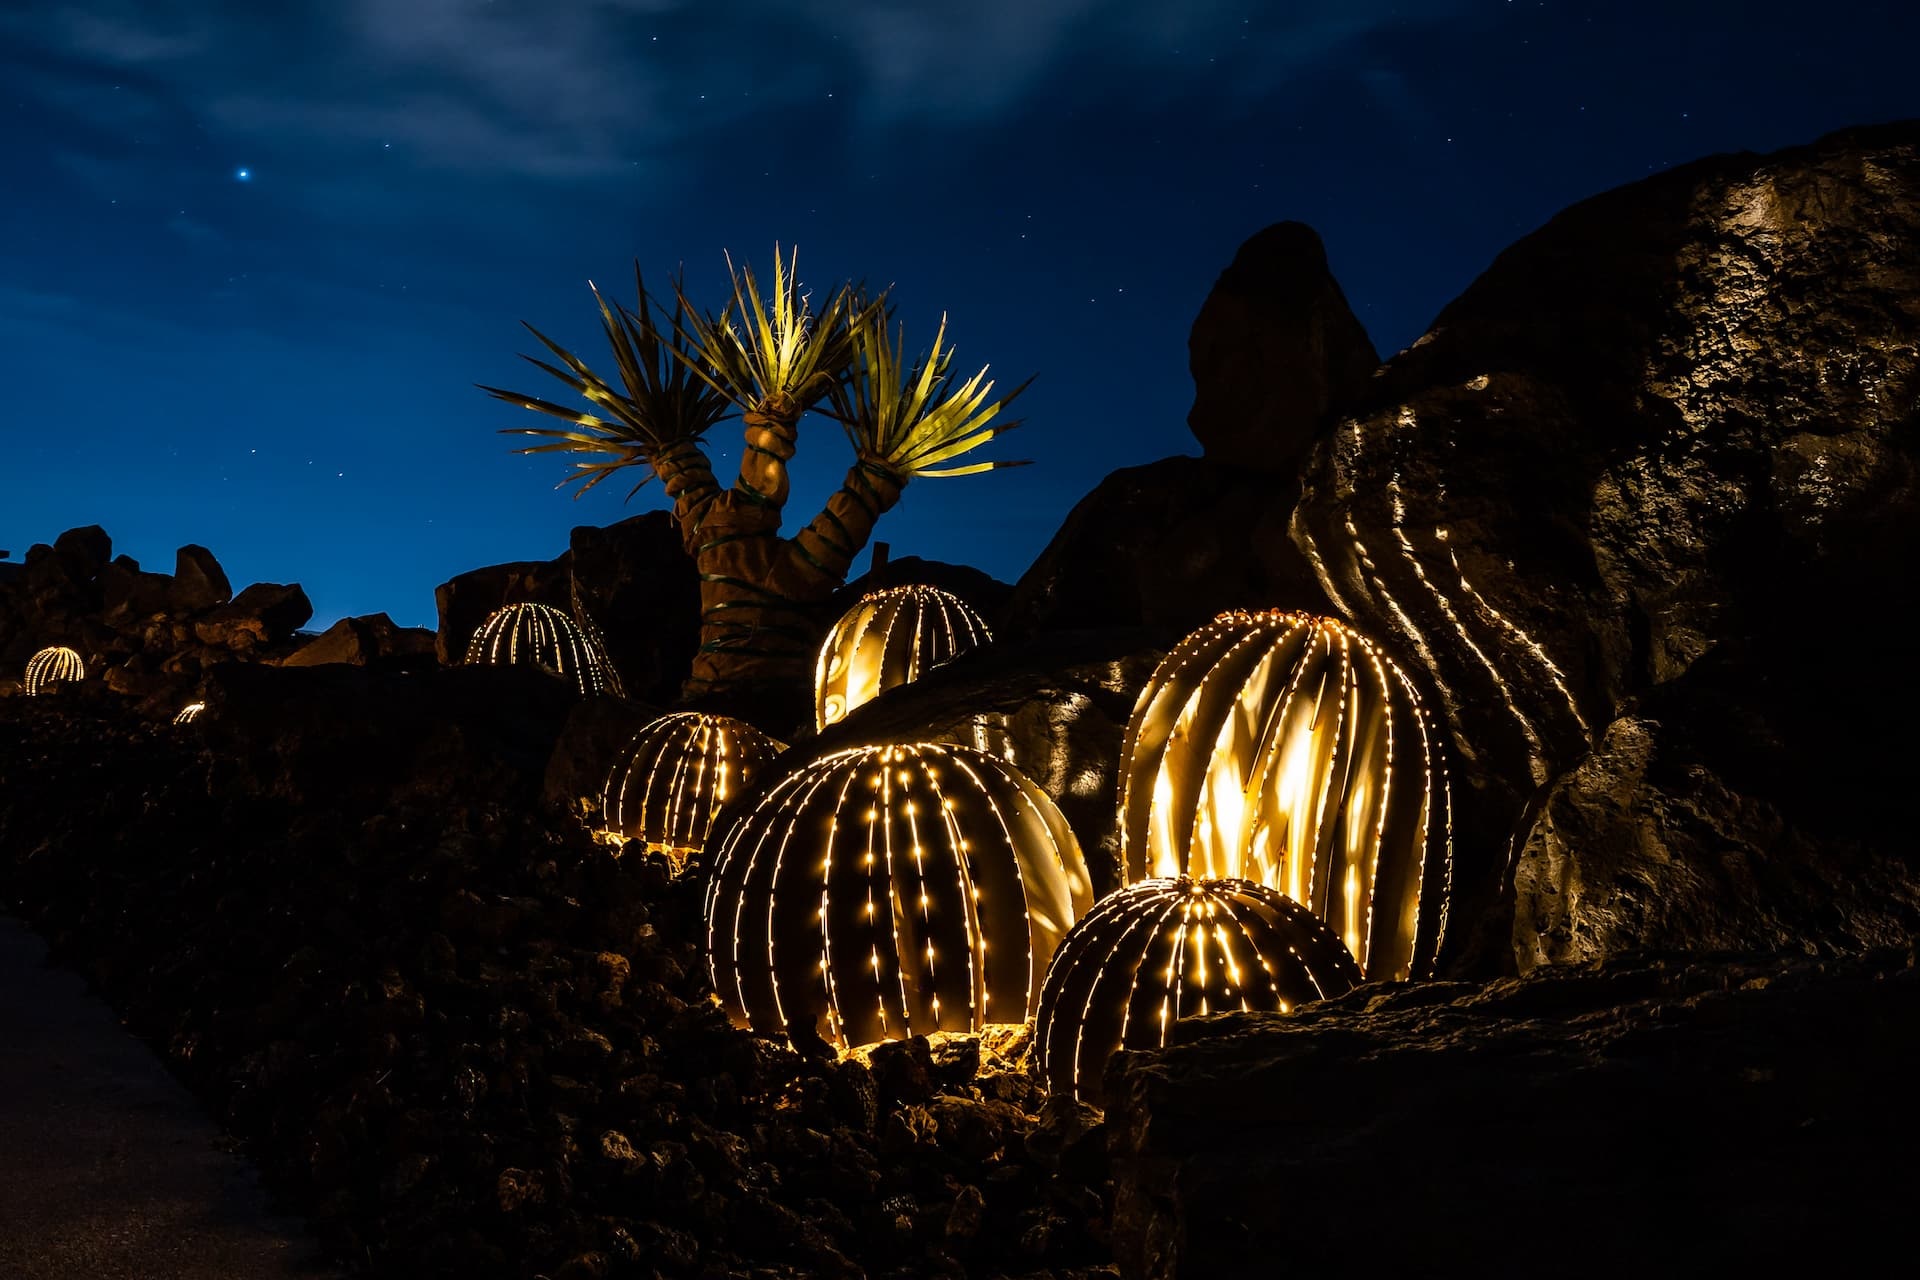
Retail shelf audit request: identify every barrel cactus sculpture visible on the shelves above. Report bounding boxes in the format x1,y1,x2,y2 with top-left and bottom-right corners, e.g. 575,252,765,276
1119,610,1451,980
1034,876,1361,1104
173,701,207,726
463,602,623,697
601,711,785,869
24,646,85,695
706,742,1093,1053
814,584,991,730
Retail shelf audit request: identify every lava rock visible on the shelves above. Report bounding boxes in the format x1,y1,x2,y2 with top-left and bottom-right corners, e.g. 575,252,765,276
170,544,233,612
279,613,438,671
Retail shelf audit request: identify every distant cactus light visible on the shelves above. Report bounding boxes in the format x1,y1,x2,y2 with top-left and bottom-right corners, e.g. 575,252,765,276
1034,876,1361,1105
463,602,623,697
600,711,785,870
24,647,85,695
706,742,1093,1054
173,701,207,726
815,585,991,730
1120,610,1452,980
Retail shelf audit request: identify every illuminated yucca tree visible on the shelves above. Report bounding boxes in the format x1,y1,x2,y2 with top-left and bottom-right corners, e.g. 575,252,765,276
24,646,85,695
463,602,623,697
1119,610,1452,981
600,711,785,869
484,247,1029,705
705,742,1093,1053
814,584,992,730
1034,876,1360,1104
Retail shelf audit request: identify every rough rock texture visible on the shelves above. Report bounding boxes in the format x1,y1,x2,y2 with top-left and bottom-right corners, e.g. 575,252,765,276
434,512,699,707
1003,458,1330,639
279,613,438,671
1107,950,1920,1278
737,630,1170,896
170,544,234,613
1286,122,1920,966
1185,221,1378,471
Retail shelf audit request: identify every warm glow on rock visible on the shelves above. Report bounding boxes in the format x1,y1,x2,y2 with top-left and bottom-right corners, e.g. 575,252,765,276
814,585,991,730
463,602,623,697
1119,610,1452,980
705,742,1093,1054
24,646,85,695
1034,875,1360,1105
600,711,785,871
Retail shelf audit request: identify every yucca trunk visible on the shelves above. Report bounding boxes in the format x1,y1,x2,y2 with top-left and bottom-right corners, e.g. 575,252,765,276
660,408,903,705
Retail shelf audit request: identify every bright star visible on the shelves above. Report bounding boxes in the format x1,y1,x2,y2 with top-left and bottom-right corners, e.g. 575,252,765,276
235,167,251,181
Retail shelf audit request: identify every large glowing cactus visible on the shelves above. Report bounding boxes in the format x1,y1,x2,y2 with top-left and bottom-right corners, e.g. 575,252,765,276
600,712,785,869
24,646,85,695
814,585,991,730
463,602,622,698
1034,876,1360,1104
705,742,1093,1053
1119,610,1451,980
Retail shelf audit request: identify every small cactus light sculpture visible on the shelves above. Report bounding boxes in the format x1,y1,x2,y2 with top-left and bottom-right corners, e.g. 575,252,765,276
815,584,992,730
24,646,85,695
173,701,207,726
463,602,623,697
600,711,785,869
1119,610,1451,981
706,742,1093,1053
1034,876,1361,1104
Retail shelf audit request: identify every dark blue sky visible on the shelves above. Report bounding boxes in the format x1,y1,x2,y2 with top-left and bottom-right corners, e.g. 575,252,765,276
4,1,1915,629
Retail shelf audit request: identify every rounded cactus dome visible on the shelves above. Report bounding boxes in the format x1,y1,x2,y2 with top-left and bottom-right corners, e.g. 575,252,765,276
1119,610,1451,981
463,602,623,698
814,584,992,730
1034,876,1361,1105
705,742,1092,1054
24,646,85,695
600,712,785,870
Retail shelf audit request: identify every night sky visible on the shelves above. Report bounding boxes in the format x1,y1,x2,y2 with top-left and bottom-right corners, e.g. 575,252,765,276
4,1,1915,630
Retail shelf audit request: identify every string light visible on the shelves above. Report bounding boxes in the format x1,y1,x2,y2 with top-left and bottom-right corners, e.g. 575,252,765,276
1033,876,1360,1105
1118,610,1452,980
24,647,84,695
462,602,623,698
814,585,991,730
600,711,785,872
704,742,1093,1054
173,702,206,726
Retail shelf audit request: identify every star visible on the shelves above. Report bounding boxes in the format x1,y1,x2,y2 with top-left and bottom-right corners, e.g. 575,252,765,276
235,167,251,181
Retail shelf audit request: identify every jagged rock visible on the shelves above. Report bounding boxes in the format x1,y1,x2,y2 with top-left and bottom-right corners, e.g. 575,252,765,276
195,582,313,652
1108,950,1920,1278
51,524,111,573
1004,456,1330,639
744,628,1169,895
435,513,700,706
1186,221,1378,471
280,613,437,670
1286,122,1920,966
170,544,232,612
98,559,173,627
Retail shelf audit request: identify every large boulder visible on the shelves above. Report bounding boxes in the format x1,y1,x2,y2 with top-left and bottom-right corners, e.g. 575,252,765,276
1186,221,1378,471
51,524,111,574
1107,949,1920,1279
1004,456,1330,638
169,544,232,612
194,582,313,653
1286,122,1920,966
279,612,438,670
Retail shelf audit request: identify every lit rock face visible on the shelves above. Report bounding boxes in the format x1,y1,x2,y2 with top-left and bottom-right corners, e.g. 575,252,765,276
600,711,784,869
814,584,991,730
704,742,1094,1053
1186,220,1379,473
1034,876,1359,1106
463,602,623,698
1287,123,1920,964
1119,611,1451,980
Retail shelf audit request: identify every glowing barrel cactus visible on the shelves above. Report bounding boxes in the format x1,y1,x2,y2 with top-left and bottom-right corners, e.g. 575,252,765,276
24,646,85,695
1034,876,1360,1104
706,742,1093,1053
173,701,207,726
600,711,785,869
814,584,992,730
1119,610,1451,981
463,602,622,697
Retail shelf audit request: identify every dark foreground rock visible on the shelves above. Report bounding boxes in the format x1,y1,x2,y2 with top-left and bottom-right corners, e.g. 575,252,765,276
279,613,438,671
1108,950,1920,1278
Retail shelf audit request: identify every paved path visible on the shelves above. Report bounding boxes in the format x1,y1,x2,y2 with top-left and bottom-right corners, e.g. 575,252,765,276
0,916,344,1279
